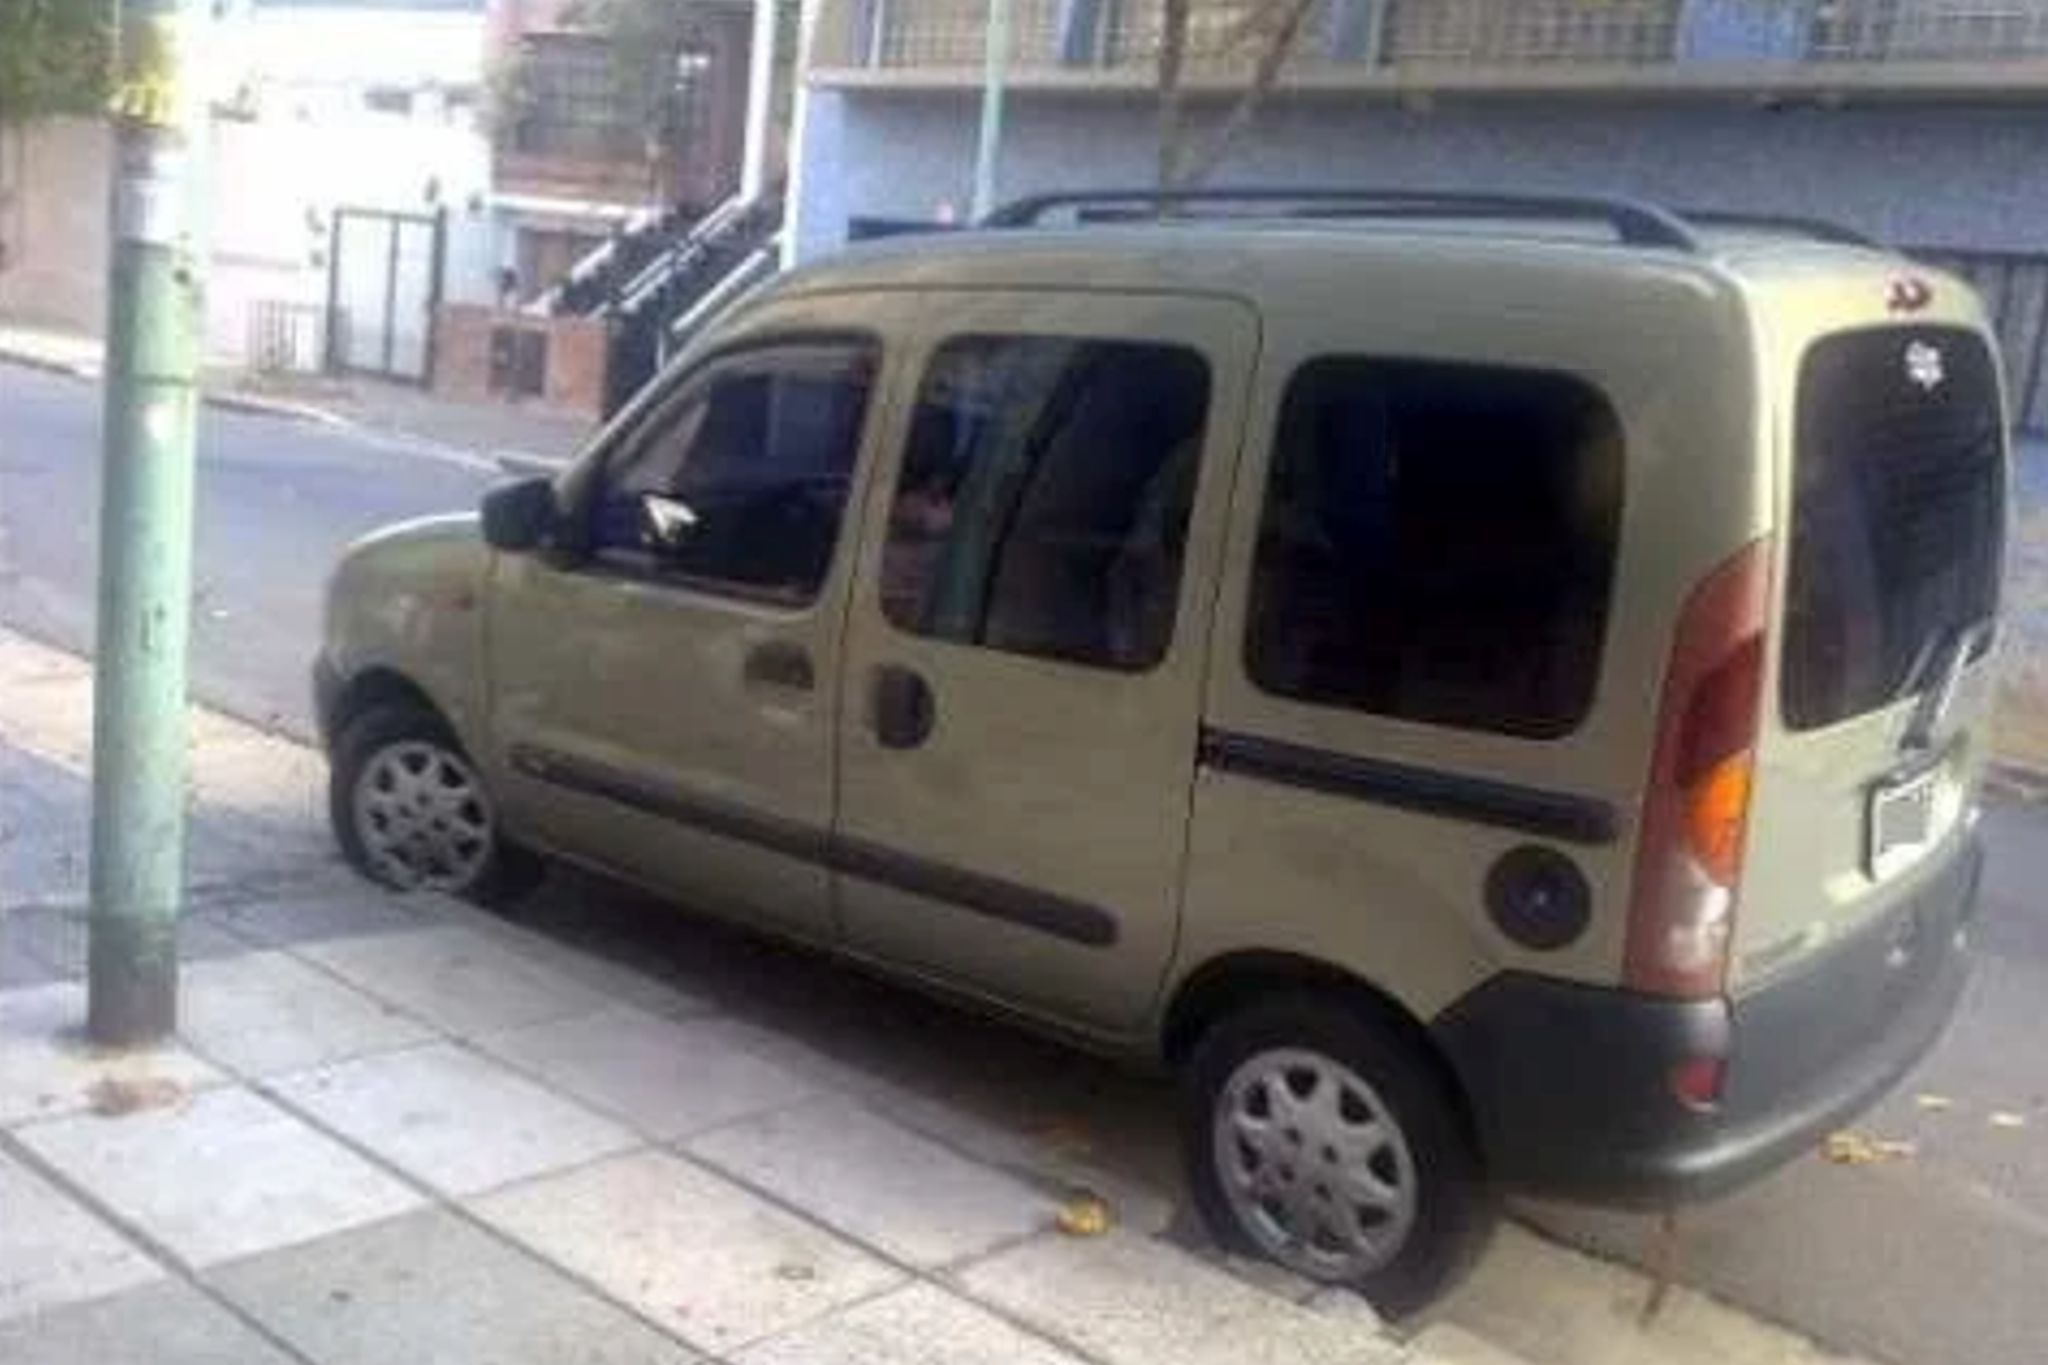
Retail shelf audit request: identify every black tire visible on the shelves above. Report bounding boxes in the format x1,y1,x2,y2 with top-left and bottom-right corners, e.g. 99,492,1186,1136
1181,992,1496,1319
328,701,545,907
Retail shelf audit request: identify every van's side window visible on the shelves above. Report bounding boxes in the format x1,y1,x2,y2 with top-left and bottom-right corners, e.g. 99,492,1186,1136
1246,358,1623,739
882,335,1211,670
588,339,875,603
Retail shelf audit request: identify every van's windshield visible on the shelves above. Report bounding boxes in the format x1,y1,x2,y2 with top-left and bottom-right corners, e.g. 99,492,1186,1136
1781,326,2005,732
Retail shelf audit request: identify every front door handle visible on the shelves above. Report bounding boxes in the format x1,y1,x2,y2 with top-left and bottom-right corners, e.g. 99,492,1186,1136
871,664,935,750
744,640,814,692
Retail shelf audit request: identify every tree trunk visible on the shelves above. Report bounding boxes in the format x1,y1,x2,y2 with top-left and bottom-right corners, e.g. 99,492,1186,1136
1173,0,1316,189
1156,0,1191,190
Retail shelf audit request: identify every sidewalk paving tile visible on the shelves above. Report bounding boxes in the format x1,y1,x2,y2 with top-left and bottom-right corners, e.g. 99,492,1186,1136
423,897,717,1017
0,906,252,980
688,1095,1053,1268
15,1085,423,1267
1,748,94,912
178,951,434,1077
201,884,428,951
2,915,68,989
735,1282,1088,1365
1,983,222,1126
0,632,93,687
271,1042,639,1196
299,924,611,1037
209,1207,699,1365
1404,1322,1539,1365
472,1148,903,1354
474,1006,823,1140
665,1011,889,1096
1430,1222,1851,1365
0,1149,162,1325
0,1279,296,1364
0,937,62,989
955,1231,1401,1365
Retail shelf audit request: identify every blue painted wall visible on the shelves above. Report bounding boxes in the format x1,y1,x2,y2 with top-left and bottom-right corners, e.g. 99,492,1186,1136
791,89,2048,260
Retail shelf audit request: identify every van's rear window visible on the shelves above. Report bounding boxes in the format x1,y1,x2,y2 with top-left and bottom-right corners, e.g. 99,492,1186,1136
1781,327,2004,731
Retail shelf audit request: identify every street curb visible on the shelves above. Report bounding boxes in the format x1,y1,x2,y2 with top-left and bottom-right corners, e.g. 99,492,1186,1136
1985,760,2048,804
202,388,357,430
0,345,99,382
2,345,358,432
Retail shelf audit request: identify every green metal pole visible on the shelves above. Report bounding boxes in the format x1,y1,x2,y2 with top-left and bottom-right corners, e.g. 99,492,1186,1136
88,0,206,1047
970,0,1011,221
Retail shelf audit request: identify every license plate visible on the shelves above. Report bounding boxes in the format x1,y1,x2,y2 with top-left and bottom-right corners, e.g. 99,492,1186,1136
1868,768,1937,879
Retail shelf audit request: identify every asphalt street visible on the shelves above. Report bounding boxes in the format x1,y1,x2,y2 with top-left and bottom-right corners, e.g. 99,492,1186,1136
0,362,502,738
3,358,2046,1365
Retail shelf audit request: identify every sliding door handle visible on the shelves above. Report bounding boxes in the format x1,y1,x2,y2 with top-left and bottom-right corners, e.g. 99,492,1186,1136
744,640,814,692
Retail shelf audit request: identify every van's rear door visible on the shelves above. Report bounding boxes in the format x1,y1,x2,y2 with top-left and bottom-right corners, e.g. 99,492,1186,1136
1736,318,2006,988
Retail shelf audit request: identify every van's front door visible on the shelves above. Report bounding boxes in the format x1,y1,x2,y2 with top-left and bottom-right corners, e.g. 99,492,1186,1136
834,291,1257,1033
486,293,910,943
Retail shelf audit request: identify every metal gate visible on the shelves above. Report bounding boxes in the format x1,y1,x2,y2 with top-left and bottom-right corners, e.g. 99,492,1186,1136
326,207,446,385
1910,245,2048,437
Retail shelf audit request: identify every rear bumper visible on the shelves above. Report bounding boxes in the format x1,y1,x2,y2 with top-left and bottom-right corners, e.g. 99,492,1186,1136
1432,834,1980,1206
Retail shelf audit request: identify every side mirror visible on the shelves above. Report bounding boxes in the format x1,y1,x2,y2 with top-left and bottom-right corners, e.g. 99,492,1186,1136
480,477,557,552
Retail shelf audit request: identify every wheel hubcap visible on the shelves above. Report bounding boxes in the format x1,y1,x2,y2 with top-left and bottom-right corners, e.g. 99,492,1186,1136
351,740,494,892
1212,1048,1419,1280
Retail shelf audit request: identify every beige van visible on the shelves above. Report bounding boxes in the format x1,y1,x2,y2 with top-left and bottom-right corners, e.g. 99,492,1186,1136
316,190,2003,1312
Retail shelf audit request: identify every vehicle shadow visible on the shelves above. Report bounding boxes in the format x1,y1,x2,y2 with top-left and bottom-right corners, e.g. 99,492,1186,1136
504,861,1190,1217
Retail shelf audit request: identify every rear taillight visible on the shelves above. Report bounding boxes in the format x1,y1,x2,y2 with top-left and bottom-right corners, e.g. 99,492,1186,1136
1668,1055,1728,1111
1625,540,1771,999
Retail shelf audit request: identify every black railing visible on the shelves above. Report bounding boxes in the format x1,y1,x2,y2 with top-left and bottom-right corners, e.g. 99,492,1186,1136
602,195,785,416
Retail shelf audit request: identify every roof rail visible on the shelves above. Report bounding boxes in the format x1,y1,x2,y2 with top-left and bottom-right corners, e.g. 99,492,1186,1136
983,187,1702,250
1673,209,1880,248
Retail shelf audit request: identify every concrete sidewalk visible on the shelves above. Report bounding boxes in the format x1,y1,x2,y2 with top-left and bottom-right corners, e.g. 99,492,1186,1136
0,628,1871,1365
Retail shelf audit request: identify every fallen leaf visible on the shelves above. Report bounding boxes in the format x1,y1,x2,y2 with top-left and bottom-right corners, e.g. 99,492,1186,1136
1914,1093,1953,1112
773,1262,817,1282
1056,1192,1113,1238
1990,1111,2029,1130
1821,1130,1916,1165
85,1076,186,1117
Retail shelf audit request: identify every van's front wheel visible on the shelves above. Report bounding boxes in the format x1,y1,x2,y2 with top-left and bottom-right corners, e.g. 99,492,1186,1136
1182,995,1495,1317
330,702,543,905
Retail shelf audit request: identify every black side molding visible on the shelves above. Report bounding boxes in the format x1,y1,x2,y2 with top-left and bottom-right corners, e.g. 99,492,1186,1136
508,745,1118,947
511,745,828,864
1198,728,1620,846
835,838,1118,947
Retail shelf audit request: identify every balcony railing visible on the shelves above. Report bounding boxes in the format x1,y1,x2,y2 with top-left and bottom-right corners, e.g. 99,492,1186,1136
1809,1,2048,60
1384,0,1681,66
815,0,2048,78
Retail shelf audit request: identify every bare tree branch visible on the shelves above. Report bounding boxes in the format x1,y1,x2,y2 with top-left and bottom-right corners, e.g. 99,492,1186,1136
1158,0,1318,191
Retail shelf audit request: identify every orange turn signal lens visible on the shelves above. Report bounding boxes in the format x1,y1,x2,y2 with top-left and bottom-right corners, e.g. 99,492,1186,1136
1684,751,1754,887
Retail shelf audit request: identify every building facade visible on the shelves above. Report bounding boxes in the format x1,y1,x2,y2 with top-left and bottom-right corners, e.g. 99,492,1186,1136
789,0,2048,256
0,0,498,369
787,0,2048,429
488,0,756,300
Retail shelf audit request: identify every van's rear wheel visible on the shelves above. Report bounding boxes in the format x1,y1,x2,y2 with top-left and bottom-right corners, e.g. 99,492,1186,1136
1182,994,1495,1318
330,702,543,904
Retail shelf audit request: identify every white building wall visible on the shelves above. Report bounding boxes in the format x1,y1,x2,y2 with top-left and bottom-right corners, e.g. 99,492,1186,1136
2,5,500,365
